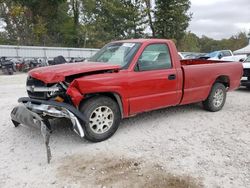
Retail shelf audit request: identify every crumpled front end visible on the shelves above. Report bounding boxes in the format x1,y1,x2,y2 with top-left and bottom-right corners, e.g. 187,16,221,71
11,97,87,163
11,97,86,138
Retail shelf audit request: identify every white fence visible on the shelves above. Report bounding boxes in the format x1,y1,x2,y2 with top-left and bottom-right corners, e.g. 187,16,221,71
0,45,99,59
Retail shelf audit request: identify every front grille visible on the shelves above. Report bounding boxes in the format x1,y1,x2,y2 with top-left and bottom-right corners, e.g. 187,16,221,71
26,76,47,99
243,68,250,77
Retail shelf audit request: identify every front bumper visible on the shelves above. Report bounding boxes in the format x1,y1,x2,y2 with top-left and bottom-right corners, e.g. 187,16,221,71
11,97,86,137
241,80,250,87
241,76,250,87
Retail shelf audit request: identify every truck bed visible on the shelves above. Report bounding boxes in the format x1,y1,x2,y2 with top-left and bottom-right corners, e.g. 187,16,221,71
181,59,232,66
180,59,243,105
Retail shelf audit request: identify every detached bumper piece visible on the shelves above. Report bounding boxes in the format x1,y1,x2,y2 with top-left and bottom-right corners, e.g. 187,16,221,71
10,97,87,163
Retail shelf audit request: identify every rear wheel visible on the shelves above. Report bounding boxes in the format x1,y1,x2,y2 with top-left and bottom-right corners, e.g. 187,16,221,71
202,83,226,112
80,96,121,142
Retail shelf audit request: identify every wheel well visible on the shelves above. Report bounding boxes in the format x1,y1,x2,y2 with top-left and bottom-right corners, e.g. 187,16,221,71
215,76,230,88
82,92,123,118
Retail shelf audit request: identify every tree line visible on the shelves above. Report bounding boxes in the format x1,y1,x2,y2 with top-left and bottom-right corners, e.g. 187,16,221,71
0,0,248,53
178,31,249,53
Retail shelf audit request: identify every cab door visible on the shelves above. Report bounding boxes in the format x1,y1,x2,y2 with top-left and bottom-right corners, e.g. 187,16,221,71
128,43,180,115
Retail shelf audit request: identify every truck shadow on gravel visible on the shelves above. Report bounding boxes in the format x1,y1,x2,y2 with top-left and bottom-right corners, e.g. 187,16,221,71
57,154,203,188
50,103,202,142
237,87,250,93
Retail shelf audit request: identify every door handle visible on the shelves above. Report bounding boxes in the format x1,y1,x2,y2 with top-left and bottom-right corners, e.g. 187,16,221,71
168,74,176,80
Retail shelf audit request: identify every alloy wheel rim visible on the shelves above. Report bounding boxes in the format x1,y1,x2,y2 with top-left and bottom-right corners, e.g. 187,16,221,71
213,89,224,108
89,106,114,134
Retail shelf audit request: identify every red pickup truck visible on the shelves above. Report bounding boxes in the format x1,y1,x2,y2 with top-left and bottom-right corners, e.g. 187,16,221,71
11,39,243,142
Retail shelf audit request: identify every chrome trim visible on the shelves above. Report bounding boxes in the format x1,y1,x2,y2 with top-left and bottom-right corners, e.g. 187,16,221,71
26,86,60,92
59,82,68,90
25,102,84,137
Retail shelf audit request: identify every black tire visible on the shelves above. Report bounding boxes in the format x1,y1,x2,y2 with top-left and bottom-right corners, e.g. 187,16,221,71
12,64,17,72
202,83,226,112
8,70,13,75
79,96,121,142
12,120,20,127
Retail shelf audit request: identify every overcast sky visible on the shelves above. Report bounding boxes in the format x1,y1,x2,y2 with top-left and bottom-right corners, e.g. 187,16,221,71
189,0,250,39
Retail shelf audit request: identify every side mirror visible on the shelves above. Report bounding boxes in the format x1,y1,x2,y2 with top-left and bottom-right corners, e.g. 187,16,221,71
135,60,142,71
239,58,245,62
218,54,223,59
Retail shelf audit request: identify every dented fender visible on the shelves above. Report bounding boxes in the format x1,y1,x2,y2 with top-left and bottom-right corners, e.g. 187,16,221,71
66,81,84,107
66,76,130,117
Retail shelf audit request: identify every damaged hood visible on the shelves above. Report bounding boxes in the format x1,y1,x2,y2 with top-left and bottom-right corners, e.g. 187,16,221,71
29,62,121,83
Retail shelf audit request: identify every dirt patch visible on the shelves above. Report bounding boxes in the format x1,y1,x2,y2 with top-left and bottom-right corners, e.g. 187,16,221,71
57,154,203,188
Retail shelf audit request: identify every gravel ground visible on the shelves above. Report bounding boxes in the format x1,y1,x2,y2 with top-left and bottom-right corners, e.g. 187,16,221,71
0,73,250,188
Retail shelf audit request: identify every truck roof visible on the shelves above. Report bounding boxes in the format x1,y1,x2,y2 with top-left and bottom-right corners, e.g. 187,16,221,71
111,38,172,43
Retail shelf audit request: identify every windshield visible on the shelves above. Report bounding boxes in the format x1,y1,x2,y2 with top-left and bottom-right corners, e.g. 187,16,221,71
244,56,250,62
89,42,141,68
205,51,219,58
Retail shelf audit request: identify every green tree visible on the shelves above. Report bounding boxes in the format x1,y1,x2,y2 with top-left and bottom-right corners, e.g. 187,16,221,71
0,32,9,44
81,0,147,48
11,0,70,46
199,36,220,52
123,0,147,39
178,32,200,52
0,1,34,45
226,32,248,51
154,0,192,43
67,0,83,47
199,32,248,53
143,0,155,37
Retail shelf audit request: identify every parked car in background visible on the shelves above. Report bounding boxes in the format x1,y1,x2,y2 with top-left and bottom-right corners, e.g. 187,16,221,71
180,52,207,60
201,50,246,62
0,57,16,75
48,56,67,65
16,58,31,72
48,56,85,65
16,58,48,72
178,52,184,60
69,57,86,63
11,39,243,142
241,56,250,88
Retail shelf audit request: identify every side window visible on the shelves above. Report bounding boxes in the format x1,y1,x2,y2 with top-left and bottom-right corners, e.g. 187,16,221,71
136,44,172,71
222,51,232,57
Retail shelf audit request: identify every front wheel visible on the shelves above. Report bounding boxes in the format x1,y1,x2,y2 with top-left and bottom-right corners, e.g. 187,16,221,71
80,96,121,142
202,83,226,112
